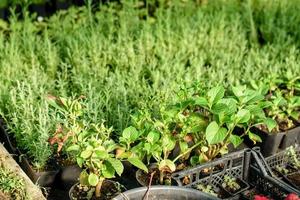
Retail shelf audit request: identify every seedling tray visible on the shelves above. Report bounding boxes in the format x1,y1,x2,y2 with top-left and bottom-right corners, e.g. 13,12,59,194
172,149,298,200
261,146,300,192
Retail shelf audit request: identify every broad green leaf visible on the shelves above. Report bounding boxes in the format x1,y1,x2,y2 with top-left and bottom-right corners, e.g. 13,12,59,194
102,161,115,178
80,150,92,159
67,145,80,152
229,135,243,148
88,173,99,186
159,159,176,172
162,136,176,151
79,171,89,185
264,118,277,132
205,122,227,144
236,109,251,123
246,105,265,118
128,157,148,173
207,86,225,105
122,126,139,141
249,131,262,144
94,150,109,159
205,121,219,144
194,97,208,107
76,157,84,168
243,91,264,104
147,131,160,143
212,103,228,114
219,98,237,115
232,85,245,98
107,158,124,176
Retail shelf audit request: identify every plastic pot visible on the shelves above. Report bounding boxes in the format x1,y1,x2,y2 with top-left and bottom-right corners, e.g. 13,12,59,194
246,127,286,156
57,165,82,190
281,126,300,149
69,180,126,200
17,149,59,187
113,186,219,200
0,122,17,154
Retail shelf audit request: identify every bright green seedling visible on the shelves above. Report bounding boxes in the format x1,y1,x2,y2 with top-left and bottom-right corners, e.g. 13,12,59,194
197,184,218,197
221,175,241,192
286,146,300,169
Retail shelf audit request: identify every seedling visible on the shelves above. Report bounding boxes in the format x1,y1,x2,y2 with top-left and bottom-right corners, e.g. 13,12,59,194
196,184,218,197
221,175,241,193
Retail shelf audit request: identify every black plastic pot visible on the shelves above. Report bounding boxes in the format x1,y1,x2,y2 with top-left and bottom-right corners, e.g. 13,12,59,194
56,165,82,190
246,127,286,156
69,180,126,200
113,186,219,200
281,126,300,149
0,8,8,20
0,120,17,154
17,149,59,187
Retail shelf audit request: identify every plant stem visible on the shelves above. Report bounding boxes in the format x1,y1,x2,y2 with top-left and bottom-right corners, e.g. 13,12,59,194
95,178,104,198
173,141,202,162
159,170,164,185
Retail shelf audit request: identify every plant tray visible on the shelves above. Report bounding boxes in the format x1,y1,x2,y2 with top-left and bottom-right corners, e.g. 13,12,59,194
172,149,298,200
261,146,300,192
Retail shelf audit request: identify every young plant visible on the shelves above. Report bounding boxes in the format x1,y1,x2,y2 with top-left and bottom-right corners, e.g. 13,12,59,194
119,107,196,185
221,175,241,192
174,85,276,165
67,122,122,198
286,146,300,169
196,184,218,197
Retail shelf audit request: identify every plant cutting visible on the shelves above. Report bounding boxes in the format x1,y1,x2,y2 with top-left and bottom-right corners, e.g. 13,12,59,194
118,107,199,186
172,85,275,166
67,122,126,199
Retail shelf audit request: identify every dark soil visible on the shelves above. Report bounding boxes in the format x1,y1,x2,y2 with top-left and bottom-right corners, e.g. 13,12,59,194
137,167,173,186
70,181,123,200
287,172,300,188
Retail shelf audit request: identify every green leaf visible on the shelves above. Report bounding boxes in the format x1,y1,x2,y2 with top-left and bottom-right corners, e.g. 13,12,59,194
207,86,225,105
159,159,176,172
122,126,139,141
79,171,89,185
264,118,277,132
232,85,245,97
205,122,227,145
147,131,160,143
236,109,251,123
229,135,243,148
249,131,262,144
211,103,228,114
67,145,80,152
190,156,199,166
128,157,148,173
194,97,208,107
107,158,124,176
94,150,109,159
76,157,84,168
88,173,99,186
102,161,115,178
162,135,176,151
80,150,93,159
179,141,188,152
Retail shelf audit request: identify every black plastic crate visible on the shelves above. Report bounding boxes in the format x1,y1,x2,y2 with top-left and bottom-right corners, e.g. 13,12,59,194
258,146,300,192
172,149,298,200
